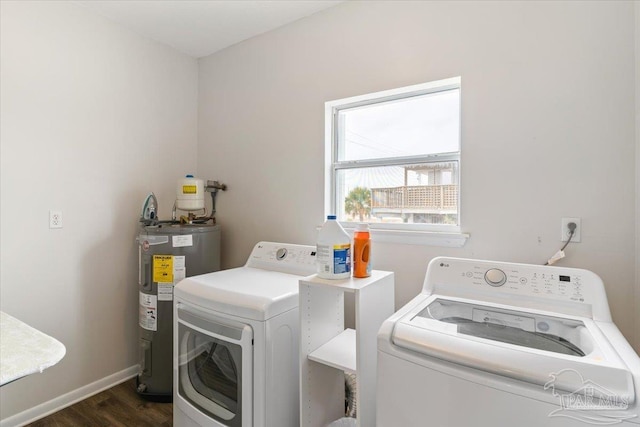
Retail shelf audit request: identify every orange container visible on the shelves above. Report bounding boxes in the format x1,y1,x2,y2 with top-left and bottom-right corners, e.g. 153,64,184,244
353,223,371,278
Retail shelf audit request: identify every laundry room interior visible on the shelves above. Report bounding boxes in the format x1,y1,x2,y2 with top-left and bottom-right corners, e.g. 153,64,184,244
1,1,640,426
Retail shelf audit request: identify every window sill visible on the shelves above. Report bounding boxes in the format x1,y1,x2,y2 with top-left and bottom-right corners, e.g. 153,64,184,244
342,227,469,247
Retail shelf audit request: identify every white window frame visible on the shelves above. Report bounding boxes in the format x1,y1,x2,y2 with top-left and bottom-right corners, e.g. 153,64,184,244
324,77,468,247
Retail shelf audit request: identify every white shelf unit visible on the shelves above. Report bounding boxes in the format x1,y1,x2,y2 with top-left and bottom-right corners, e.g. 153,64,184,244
299,271,395,427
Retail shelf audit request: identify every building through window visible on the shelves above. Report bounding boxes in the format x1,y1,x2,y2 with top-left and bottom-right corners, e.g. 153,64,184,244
325,77,461,231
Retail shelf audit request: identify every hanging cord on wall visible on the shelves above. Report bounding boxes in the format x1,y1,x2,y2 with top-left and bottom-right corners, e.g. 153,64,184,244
544,222,577,265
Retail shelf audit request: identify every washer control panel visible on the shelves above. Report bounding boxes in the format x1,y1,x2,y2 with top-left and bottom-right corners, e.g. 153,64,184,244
426,257,606,308
246,241,317,275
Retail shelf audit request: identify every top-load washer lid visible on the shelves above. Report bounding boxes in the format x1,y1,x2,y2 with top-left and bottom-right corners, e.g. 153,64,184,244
422,298,588,357
175,267,304,321
391,295,635,403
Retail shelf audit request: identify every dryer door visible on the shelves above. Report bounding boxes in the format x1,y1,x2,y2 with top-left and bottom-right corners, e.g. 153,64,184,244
176,304,253,427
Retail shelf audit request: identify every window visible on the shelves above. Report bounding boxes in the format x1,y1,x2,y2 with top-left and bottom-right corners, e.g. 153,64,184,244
325,77,462,239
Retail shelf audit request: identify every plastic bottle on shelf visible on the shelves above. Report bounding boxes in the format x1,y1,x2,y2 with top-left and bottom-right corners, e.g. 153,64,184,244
316,215,351,279
353,223,371,278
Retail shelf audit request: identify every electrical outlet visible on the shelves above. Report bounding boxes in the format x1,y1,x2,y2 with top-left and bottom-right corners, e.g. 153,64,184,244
561,217,580,243
49,210,63,229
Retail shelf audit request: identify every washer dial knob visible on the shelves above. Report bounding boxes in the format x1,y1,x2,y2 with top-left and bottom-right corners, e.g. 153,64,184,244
276,248,287,260
485,268,506,287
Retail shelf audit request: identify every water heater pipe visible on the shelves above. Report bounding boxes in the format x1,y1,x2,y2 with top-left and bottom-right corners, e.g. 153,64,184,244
205,180,227,221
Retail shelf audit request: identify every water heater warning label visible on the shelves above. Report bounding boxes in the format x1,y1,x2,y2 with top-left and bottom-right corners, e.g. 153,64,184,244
139,293,157,331
155,256,186,301
182,185,197,194
172,235,193,248
153,255,174,283
157,283,174,301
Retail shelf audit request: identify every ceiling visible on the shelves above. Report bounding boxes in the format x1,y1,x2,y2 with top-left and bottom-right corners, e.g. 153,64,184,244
73,1,342,58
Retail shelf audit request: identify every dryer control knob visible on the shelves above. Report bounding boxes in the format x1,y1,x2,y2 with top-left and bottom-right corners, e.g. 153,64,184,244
276,248,288,260
485,269,506,287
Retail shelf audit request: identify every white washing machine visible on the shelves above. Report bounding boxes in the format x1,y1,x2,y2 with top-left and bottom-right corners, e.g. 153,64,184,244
173,242,316,427
377,257,640,426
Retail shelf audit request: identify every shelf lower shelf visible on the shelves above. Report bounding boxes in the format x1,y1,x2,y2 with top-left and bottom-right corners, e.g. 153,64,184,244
308,328,356,373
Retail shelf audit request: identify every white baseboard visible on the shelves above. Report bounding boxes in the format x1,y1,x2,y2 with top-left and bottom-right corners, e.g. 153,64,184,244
0,365,139,427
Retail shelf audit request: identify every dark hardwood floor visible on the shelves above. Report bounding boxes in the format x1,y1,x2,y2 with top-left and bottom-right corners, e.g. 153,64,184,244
26,378,172,427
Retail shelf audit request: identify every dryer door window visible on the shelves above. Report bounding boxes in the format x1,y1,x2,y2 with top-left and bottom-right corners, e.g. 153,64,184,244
177,307,252,427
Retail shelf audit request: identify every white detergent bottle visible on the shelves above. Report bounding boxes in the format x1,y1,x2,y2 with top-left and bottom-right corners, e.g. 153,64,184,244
316,215,351,279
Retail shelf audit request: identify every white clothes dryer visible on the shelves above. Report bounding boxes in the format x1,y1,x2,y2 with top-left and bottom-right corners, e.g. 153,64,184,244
377,257,640,426
173,242,316,427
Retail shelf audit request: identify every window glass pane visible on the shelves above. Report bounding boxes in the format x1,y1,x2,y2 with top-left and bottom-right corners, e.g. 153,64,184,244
338,89,460,162
336,162,459,226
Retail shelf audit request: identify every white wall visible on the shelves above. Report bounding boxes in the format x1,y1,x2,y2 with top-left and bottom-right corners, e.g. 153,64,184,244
198,1,639,351
0,1,636,422
634,0,640,351
0,1,198,422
